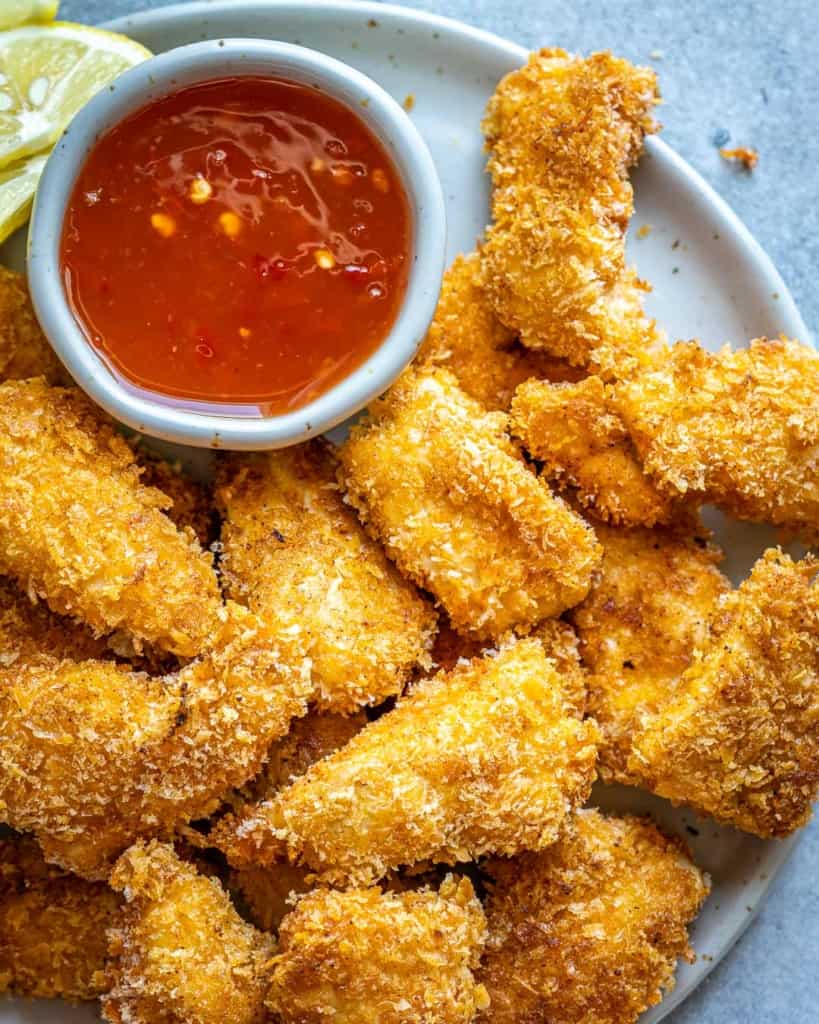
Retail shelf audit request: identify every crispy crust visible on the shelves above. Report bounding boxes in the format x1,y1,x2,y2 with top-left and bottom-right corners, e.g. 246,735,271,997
417,251,583,411
629,549,819,837
0,379,221,657
0,603,311,878
0,575,111,666
613,338,819,536
511,376,678,526
481,49,664,377
0,268,65,384
339,368,601,639
217,638,599,884
477,809,709,1024
570,522,730,782
135,449,215,549
231,709,367,932
0,835,120,1000
266,877,488,1024
218,442,436,712
105,842,273,1024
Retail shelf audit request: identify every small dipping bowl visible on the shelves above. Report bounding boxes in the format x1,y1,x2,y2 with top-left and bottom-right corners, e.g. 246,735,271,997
28,38,446,449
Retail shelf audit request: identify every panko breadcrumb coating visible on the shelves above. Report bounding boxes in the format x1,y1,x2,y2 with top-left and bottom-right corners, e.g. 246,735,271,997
511,376,678,526
0,379,221,657
135,449,215,548
477,810,709,1024
217,638,599,884
246,708,368,801
218,442,436,712
613,338,819,536
0,575,110,666
105,842,273,1024
0,267,65,384
481,50,664,377
339,368,601,639
629,549,819,837
417,251,583,411
570,522,730,782
0,835,120,1000
231,709,367,932
266,877,488,1024
0,602,311,879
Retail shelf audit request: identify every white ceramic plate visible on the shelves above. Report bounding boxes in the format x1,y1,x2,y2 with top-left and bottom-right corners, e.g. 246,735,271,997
1,3,812,1023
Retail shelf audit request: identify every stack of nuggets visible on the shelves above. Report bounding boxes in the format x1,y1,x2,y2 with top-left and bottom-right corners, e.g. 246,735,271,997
0,40,818,1024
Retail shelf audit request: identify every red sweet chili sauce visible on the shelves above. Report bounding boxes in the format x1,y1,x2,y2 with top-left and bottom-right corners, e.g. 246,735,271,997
61,77,412,416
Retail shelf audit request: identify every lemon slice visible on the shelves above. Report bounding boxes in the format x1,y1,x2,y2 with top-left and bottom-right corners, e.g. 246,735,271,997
0,149,45,241
0,0,59,31
0,21,151,169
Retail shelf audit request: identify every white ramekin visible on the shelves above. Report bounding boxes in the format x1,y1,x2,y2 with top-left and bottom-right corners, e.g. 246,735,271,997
28,38,446,449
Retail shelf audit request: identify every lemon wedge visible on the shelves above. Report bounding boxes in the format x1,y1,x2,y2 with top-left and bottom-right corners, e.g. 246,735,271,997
0,21,151,169
0,149,46,240
0,0,59,31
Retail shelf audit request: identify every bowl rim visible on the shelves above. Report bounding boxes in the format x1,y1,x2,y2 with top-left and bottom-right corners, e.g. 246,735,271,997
27,36,446,449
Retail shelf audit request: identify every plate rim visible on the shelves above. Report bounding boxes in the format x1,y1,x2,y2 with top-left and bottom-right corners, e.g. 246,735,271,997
3,4,807,1023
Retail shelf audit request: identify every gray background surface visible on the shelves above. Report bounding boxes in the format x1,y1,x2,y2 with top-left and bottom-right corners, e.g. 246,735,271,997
59,1,819,1021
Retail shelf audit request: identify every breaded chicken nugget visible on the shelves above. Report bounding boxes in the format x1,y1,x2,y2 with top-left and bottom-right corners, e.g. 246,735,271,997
339,368,601,639
613,338,819,535
0,379,221,657
218,442,436,712
417,251,582,411
104,841,273,1024
481,50,663,377
0,603,311,878
511,376,678,526
477,809,709,1024
266,876,488,1024
570,523,729,782
629,549,819,837
0,267,65,384
0,835,119,1000
217,638,599,884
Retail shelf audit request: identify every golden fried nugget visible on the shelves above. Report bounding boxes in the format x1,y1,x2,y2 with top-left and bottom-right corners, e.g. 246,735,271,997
613,338,819,535
570,523,730,782
218,442,436,712
481,50,664,377
629,549,819,837
135,448,215,548
105,841,273,1024
0,602,310,878
339,368,601,639
0,575,110,666
0,379,221,657
0,267,65,384
477,810,709,1024
267,876,488,1024
417,251,582,411
511,376,678,526
231,861,313,935
0,835,119,1000
217,638,599,884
